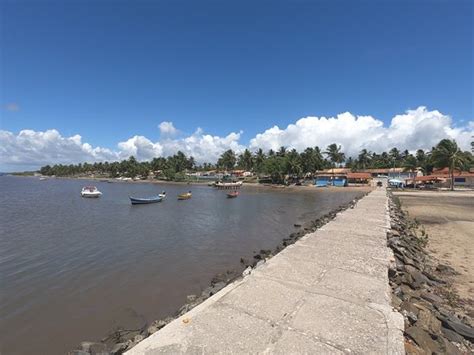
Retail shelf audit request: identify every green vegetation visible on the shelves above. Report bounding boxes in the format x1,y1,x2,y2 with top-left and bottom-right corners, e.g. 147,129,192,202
430,139,472,190
38,139,473,183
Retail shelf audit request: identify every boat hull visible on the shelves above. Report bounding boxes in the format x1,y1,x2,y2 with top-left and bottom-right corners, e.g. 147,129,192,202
129,196,162,205
81,192,102,198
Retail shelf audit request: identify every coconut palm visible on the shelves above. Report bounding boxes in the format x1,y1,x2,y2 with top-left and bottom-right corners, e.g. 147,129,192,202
324,143,346,167
357,149,372,169
431,139,470,190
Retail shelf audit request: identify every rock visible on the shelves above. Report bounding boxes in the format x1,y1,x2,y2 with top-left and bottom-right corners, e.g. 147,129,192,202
240,258,249,265
441,327,465,344
404,340,424,355
242,266,251,277
416,309,442,334
438,314,474,342
109,342,128,354
133,335,144,343
405,265,430,287
420,291,444,305
440,337,462,355
405,326,443,353
210,281,226,294
186,294,197,302
80,342,95,352
400,301,421,316
392,294,402,308
436,264,457,276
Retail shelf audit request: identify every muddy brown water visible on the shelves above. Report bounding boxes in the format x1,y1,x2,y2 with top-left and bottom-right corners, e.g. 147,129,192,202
0,176,369,354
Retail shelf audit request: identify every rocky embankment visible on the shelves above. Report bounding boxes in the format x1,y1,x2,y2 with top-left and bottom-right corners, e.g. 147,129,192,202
70,193,369,355
388,193,474,354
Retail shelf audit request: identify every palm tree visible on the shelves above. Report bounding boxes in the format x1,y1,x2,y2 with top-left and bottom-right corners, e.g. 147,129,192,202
431,139,470,191
254,148,266,173
277,146,287,157
324,143,346,168
357,149,372,169
238,149,254,171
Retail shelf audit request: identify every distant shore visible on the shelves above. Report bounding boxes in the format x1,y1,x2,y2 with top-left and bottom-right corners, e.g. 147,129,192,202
10,174,374,194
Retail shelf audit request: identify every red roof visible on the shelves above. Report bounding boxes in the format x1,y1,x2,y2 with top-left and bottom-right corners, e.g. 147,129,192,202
347,172,372,179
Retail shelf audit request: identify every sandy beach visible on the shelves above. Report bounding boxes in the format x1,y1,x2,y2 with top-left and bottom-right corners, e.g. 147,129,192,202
393,190,474,314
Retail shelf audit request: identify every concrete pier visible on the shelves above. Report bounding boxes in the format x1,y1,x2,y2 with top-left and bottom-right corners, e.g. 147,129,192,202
127,189,404,354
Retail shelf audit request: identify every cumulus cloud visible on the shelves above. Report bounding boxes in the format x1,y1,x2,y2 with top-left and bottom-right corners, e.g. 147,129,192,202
250,107,473,156
0,107,472,171
0,129,118,170
4,102,20,111
158,121,178,136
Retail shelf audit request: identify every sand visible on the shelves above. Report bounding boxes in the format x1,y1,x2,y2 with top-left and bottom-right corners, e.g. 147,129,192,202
393,190,474,310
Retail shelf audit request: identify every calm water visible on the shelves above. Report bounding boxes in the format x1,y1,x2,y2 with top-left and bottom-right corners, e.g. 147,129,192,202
0,176,368,355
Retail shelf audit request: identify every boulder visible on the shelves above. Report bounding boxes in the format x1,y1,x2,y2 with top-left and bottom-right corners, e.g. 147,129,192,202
405,326,443,353
441,327,465,344
416,309,442,334
110,342,128,355
438,314,474,342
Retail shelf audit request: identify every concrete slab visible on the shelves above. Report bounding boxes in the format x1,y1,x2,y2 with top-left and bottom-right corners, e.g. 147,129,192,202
290,293,388,353
126,190,404,355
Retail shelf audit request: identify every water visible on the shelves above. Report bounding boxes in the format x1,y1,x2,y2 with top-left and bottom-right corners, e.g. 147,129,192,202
0,176,369,354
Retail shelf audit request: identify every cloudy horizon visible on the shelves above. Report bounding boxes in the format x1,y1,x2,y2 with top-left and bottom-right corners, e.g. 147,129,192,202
1,106,472,172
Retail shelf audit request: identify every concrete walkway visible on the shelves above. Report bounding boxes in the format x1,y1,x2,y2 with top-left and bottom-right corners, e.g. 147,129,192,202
127,189,404,354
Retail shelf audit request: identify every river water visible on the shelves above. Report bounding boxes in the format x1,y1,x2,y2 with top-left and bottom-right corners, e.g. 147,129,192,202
0,176,369,354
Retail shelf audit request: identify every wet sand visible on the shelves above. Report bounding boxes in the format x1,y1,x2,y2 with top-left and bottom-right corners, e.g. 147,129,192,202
393,190,474,311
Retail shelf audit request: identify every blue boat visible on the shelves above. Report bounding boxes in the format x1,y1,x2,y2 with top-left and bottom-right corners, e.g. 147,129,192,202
129,195,163,205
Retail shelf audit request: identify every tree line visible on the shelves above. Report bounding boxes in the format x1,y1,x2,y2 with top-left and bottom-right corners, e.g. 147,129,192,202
39,139,472,184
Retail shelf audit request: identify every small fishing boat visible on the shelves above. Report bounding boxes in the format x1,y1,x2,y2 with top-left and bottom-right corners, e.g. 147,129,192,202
81,186,102,198
129,195,162,205
226,191,239,198
178,191,192,200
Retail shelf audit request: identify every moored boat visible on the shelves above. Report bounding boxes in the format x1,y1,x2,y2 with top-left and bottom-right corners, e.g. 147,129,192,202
215,181,243,189
81,186,102,198
178,191,192,200
129,195,162,205
226,191,239,198
158,191,166,199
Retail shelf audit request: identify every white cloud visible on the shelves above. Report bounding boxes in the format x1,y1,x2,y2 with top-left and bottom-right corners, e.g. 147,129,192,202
0,107,472,171
250,106,473,156
158,121,178,136
117,135,163,161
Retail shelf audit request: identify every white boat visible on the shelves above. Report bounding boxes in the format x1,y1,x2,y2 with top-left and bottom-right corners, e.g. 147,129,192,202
158,191,166,199
81,186,102,198
215,181,243,189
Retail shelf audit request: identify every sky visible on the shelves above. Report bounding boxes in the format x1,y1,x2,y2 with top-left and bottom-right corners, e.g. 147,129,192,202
0,0,473,171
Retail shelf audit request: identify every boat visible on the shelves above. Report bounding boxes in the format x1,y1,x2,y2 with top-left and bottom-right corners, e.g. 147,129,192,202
39,177,47,181
226,191,239,198
178,192,192,200
215,181,243,189
129,195,162,205
81,186,102,198
158,191,166,199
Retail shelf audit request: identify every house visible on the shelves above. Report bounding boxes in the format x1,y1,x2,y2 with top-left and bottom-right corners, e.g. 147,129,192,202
347,172,372,185
314,174,347,187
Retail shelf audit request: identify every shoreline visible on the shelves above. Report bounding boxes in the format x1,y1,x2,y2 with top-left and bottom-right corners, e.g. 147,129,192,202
9,174,373,194
69,189,372,354
387,192,473,353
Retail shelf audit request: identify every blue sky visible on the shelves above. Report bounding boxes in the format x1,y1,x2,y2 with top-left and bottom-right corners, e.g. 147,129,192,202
0,0,473,170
